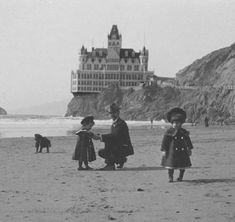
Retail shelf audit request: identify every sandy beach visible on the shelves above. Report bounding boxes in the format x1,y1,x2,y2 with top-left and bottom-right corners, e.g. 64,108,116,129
0,125,235,222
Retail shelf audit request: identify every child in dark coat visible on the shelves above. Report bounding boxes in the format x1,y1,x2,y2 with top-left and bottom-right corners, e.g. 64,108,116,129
72,116,99,170
161,108,193,182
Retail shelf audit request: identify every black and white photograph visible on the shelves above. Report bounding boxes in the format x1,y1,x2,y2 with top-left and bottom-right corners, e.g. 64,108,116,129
0,0,235,221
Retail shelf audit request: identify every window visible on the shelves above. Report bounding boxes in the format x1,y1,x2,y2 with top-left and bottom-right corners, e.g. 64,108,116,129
134,65,139,71
127,65,132,71
94,64,99,70
87,64,91,70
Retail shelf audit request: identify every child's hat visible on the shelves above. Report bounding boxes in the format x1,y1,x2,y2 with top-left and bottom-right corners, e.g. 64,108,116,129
81,116,94,125
167,107,186,123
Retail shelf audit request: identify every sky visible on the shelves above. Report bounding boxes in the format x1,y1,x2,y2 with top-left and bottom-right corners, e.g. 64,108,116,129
0,0,235,112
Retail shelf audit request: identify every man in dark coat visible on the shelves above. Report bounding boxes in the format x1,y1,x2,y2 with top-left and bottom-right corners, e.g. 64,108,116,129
98,103,134,170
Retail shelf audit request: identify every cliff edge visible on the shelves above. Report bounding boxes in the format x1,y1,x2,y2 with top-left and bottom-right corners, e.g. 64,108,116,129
0,107,7,115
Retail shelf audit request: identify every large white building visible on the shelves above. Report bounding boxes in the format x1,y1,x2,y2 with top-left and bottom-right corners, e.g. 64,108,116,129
71,25,154,95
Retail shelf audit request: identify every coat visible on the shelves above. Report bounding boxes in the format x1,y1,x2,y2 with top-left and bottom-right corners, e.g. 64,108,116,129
101,118,134,157
72,130,96,162
161,127,193,169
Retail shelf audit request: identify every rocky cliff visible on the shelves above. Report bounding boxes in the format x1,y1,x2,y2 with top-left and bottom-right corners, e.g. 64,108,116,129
66,42,235,123
65,83,184,120
0,107,7,115
175,42,235,122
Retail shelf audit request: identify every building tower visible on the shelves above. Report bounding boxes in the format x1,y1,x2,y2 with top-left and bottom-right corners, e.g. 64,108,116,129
107,25,122,62
78,45,87,70
139,46,149,72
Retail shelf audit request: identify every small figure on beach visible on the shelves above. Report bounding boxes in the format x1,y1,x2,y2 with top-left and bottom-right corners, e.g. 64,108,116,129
72,116,99,170
34,134,51,153
161,107,193,182
98,103,134,170
150,116,154,129
204,116,209,127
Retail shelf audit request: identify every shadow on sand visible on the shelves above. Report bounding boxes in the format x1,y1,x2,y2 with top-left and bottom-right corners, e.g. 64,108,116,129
48,151,67,154
116,166,164,171
94,166,210,172
184,178,235,184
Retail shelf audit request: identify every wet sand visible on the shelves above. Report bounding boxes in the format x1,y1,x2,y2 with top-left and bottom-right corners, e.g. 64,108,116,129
0,125,235,222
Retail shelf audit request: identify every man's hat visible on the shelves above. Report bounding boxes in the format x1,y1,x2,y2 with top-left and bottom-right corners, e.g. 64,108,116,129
81,115,94,125
105,103,120,114
166,107,186,123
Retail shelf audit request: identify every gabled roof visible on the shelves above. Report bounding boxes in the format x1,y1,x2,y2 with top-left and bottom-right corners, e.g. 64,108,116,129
86,48,108,58
120,48,140,59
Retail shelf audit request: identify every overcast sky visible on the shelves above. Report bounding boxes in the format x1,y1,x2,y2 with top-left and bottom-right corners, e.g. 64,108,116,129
1,0,235,111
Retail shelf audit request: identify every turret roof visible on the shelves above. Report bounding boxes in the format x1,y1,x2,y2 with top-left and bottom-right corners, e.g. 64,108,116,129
108,25,121,40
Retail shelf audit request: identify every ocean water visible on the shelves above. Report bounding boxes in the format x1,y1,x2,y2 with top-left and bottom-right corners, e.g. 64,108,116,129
0,115,169,138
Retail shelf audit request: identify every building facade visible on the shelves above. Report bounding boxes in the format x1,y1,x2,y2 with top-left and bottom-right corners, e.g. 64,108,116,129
71,25,154,95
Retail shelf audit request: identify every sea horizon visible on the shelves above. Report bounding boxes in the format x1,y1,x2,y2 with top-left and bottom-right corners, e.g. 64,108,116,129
0,114,169,138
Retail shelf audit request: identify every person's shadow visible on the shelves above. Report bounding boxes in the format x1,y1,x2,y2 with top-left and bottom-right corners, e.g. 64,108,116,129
118,166,164,171
183,178,235,184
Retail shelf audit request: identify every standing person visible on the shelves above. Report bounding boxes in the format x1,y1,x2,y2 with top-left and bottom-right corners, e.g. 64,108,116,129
161,107,193,182
72,116,99,170
150,117,154,129
204,116,209,127
98,103,134,170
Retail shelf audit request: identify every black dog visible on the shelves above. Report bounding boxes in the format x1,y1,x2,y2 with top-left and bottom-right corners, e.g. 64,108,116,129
34,134,51,153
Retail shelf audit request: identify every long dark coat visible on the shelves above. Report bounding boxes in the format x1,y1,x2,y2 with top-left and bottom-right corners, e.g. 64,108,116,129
161,127,193,169
72,130,96,162
101,118,134,157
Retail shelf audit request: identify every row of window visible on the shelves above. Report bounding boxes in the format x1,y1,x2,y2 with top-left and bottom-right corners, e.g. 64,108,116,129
73,73,144,80
75,83,140,92
108,41,120,46
120,82,138,87
73,81,140,87
81,64,140,71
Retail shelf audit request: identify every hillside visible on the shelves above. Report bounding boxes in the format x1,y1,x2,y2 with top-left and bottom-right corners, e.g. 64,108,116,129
0,107,7,115
176,42,235,87
66,42,235,123
175,42,235,122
